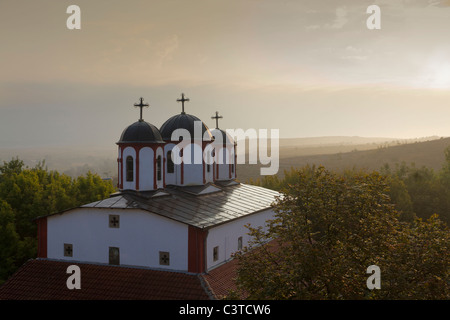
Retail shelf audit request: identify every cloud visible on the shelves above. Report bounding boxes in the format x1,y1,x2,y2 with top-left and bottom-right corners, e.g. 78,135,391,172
341,45,369,61
305,24,321,30
330,7,348,29
305,6,349,30
156,34,179,67
430,0,450,6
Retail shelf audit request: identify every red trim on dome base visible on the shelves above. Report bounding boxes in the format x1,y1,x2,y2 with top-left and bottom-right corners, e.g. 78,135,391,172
118,143,166,191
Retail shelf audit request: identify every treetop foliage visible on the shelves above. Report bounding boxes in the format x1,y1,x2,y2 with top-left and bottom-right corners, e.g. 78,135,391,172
0,157,116,285
234,165,449,300
251,146,450,226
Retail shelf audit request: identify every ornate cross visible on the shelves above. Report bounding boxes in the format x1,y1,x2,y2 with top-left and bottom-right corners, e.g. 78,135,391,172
134,97,149,121
160,252,170,265
177,93,189,114
161,254,169,264
211,111,223,129
110,216,119,227
65,245,73,256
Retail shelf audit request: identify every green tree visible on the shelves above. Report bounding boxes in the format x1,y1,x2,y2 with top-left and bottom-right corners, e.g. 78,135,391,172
233,166,449,299
385,175,415,223
0,167,46,238
382,214,449,299
381,159,450,226
439,146,450,189
253,166,318,192
0,200,19,284
393,163,450,226
437,146,450,224
0,158,116,284
73,171,115,204
0,157,25,176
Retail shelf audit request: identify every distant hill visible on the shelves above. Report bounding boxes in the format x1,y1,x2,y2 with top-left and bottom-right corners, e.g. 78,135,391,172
237,136,450,182
278,136,430,147
0,145,117,178
1,136,448,184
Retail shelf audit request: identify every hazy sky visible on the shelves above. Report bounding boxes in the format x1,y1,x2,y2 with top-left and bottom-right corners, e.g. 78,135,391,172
1,0,450,148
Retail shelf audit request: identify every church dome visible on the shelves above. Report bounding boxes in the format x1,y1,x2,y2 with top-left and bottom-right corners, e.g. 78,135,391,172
210,128,235,146
160,113,213,141
118,120,165,144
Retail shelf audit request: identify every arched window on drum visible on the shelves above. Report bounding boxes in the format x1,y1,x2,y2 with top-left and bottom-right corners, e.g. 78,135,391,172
126,156,134,182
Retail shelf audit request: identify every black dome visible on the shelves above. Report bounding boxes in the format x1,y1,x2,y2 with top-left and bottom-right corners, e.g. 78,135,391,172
118,120,165,144
210,128,235,146
160,113,213,141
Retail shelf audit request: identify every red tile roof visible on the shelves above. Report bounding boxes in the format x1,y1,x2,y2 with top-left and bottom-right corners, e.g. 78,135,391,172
202,258,246,299
0,259,213,300
202,240,281,299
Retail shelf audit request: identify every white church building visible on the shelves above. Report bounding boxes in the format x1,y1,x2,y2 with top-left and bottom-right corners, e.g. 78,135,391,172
33,94,280,276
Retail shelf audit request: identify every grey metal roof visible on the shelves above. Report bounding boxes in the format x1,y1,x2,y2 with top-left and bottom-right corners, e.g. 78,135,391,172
81,182,280,229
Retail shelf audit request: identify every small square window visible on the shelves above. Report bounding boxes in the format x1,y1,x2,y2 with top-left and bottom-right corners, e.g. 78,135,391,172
109,215,120,228
159,251,170,265
109,247,120,265
64,243,73,257
238,237,243,250
213,246,219,261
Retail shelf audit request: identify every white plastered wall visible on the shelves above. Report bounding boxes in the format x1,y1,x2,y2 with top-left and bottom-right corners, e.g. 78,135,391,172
139,147,154,190
182,142,204,186
47,208,189,271
216,146,235,180
205,208,275,271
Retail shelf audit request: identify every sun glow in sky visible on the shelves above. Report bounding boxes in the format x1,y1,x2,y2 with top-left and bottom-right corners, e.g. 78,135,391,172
423,61,450,89
1,0,450,148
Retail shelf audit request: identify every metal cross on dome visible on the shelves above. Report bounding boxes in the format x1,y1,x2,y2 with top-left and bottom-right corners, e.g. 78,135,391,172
211,111,223,129
177,93,190,114
134,97,149,121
